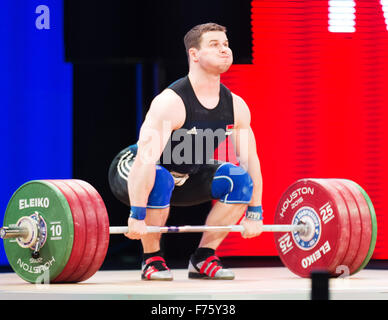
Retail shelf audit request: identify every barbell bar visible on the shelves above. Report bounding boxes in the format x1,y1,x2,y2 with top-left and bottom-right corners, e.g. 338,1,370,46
0,223,308,238
109,224,308,234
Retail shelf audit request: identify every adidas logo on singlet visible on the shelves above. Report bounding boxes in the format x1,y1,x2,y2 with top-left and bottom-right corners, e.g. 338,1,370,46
187,127,198,135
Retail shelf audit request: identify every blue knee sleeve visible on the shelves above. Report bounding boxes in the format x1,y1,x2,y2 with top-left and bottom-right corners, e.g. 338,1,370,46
147,165,174,209
211,163,253,204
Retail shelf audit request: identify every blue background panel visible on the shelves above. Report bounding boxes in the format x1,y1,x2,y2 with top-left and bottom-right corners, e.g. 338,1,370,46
0,1,72,266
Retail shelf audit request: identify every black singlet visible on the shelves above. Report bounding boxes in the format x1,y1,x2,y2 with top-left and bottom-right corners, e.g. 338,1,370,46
158,76,234,174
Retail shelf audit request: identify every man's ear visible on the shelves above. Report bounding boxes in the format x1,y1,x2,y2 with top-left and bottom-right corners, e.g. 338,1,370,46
189,47,199,63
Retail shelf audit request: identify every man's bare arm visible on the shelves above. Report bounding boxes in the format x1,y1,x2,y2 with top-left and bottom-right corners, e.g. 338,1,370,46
126,90,185,239
231,94,263,206
231,93,263,238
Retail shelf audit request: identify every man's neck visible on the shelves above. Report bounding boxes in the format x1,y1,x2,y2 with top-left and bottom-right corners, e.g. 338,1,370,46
188,70,220,97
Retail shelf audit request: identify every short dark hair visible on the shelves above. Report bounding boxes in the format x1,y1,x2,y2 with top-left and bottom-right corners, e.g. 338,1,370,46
183,23,227,62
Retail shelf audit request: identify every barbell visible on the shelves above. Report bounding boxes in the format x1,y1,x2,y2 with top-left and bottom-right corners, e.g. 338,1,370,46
0,178,377,283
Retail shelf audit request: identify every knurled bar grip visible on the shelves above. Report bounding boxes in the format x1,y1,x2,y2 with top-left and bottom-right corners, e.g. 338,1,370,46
109,224,306,234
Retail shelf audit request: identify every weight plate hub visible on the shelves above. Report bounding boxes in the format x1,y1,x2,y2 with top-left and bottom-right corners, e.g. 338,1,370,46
3,181,74,283
274,179,351,278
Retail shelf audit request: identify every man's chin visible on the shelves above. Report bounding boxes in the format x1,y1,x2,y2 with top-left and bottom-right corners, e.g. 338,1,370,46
217,59,232,71
219,64,232,74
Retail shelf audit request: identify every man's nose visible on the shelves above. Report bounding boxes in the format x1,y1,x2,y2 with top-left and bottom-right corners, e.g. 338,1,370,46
220,45,229,53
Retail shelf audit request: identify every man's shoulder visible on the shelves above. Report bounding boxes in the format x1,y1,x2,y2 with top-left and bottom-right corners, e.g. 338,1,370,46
231,92,249,109
231,93,251,128
147,89,186,126
152,88,184,107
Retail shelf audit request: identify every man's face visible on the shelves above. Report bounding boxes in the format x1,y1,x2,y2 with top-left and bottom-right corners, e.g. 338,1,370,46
193,31,233,74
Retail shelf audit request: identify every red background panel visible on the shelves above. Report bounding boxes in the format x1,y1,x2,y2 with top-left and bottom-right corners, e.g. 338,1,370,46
216,0,388,259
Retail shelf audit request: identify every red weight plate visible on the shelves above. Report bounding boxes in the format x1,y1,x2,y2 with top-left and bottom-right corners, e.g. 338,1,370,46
47,180,86,283
274,178,350,278
308,179,351,274
338,179,372,275
71,180,110,282
326,179,362,276
61,180,98,282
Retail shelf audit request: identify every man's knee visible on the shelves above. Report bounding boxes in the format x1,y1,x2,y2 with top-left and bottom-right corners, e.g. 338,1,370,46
211,163,253,204
147,165,175,209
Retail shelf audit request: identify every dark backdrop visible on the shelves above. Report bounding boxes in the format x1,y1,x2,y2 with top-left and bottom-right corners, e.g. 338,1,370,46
64,0,252,269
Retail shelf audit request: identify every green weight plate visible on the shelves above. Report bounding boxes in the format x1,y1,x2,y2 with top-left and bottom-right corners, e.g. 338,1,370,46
3,180,74,283
345,180,377,274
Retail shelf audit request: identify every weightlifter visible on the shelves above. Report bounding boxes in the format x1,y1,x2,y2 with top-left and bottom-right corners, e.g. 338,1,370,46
108,23,264,280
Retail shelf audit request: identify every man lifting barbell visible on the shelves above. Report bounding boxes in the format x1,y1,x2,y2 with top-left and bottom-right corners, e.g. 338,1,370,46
108,23,264,280
0,23,377,284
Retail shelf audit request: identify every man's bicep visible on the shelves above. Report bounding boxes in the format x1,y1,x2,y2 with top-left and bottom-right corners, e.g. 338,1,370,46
231,126,257,164
136,119,169,165
136,92,184,165
231,96,255,162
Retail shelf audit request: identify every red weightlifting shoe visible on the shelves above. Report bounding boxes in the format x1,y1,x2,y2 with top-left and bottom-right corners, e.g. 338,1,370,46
141,256,173,281
188,254,235,280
